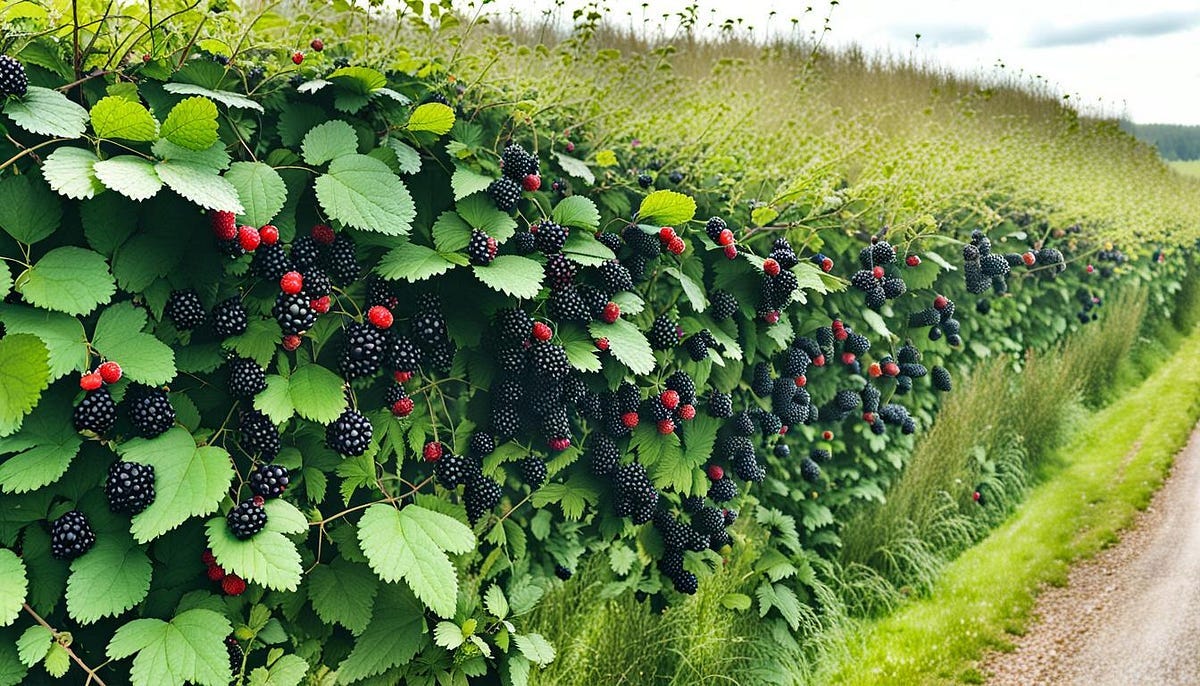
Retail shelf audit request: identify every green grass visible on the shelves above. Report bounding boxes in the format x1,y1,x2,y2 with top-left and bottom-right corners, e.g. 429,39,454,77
821,325,1200,684
1169,160,1200,178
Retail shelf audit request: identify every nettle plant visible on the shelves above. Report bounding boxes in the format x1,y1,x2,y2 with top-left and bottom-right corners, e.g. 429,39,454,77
0,30,1126,686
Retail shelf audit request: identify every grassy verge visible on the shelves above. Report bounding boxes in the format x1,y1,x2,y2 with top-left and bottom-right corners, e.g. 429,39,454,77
821,325,1200,684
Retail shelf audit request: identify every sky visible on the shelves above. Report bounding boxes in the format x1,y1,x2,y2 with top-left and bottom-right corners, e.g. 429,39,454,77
473,0,1200,125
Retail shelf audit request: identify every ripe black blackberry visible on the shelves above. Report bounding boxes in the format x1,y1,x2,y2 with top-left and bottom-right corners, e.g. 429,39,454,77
386,334,423,373
692,506,725,535
596,232,623,253
708,477,737,503
665,371,696,404
73,388,118,434
512,231,537,254
493,309,533,345
850,269,877,292
963,244,980,261
466,432,495,458
468,229,496,266
896,374,913,394
427,343,456,371
105,461,155,515
897,343,921,364
248,464,289,499
774,444,791,458
435,452,477,489
844,332,870,356
366,277,398,309
731,411,756,436
273,292,316,335
748,362,771,398
226,637,243,676
615,462,657,503
339,323,386,380
643,315,678,350
754,410,783,436
227,357,267,398
465,473,503,524
227,498,268,539
898,362,927,378
709,530,732,551
861,385,882,413
658,548,685,579
657,519,690,551
704,216,728,241
800,458,821,483
535,221,568,254
239,409,280,460
411,297,449,350
981,253,1010,278
529,342,570,380
901,417,917,434
487,177,522,211
598,260,633,295
685,332,709,361
623,225,661,258
882,277,906,299
127,385,175,438
908,308,940,327
492,404,522,440
166,290,205,330
816,326,835,356
290,235,323,272
326,409,373,456
795,337,822,360
673,570,698,594
548,287,589,322
521,457,547,488
554,564,573,580
250,243,292,280
301,269,332,298
709,289,738,321
708,391,733,418
932,366,952,392
588,432,621,475
327,236,360,286
50,510,96,560
0,56,29,97
500,144,537,179
637,173,653,188
541,254,576,291
871,240,897,265
211,297,248,338
878,404,910,426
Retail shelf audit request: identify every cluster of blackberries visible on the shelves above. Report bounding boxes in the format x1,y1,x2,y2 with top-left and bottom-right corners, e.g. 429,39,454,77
757,238,802,321
1032,247,1067,279
1076,288,1102,324
849,239,906,310
408,294,455,372
962,230,1024,295
908,294,961,346
614,462,658,524
653,503,736,594
433,434,503,523
106,461,156,515
487,144,540,211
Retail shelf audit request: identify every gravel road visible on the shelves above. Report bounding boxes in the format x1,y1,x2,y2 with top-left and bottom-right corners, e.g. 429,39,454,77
983,425,1200,685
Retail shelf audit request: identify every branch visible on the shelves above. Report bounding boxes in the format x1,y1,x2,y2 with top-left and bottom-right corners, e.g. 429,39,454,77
22,603,109,686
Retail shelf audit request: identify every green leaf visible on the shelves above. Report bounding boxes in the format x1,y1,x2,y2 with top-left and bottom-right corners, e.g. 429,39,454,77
2,87,89,138
385,139,422,174
42,147,102,200
247,655,308,686
253,375,293,425
0,334,49,427
433,621,464,649
228,318,279,367
302,121,359,166
328,66,387,94
0,173,62,244
17,247,114,317
0,304,87,381
334,584,423,684
554,152,595,184
16,625,50,666
307,558,378,636
562,231,616,267
377,241,460,282
225,162,287,227
756,582,802,631
0,549,26,626
609,545,637,575
152,139,230,170
450,166,493,200
0,264,8,300
162,82,264,112
314,155,415,236
530,473,598,520
92,302,176,386
356,504,474,617
155,160,243,213
107,608,232,686
204,501,304,591
406,103,455,135
589,319,654,375
473,256,544,299
431,211,473,253
860,308,892,339
457,194,517,240
90,96,159,142
664,267,707,312
552,196,601,230
636,190,696,226
93,156,163,201
161,97,218,150
721,593,752,611
43,643,69,678
751,205,779,227
119,428,234,543
483,584,508,619
513,633,555,666
0,401,81,493
66,529,151,623
288,364,347,423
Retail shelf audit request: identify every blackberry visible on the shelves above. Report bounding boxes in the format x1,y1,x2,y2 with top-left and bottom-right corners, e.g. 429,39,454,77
326,409,373,456
861,384,882,413
250,243,292,280
0,56,29,97
981,253,1010,278
845,332,870,356
303,269,332,298
710,530,732,550
704,216,728,241
543,253,575,289
73,388,118,434
615,462,657,503
487,177,522,211
548,287,589,322
645,315,680,350
932,366,952,392
623,225,661,258
512,231,537,254
521,457,547,488
710,290,738,321
896,374,913,394
879,404,909,425
225,637,243,676
685,334,709,361
535,221,568,254
1004,252,1025,267
529,342,570,380
493,309,533,345
897,343,921,363
588,433,621,475
899,363,927,378
386,334,423,373
668,170,684,184
882,277,907,299
624,255,648,283
500,144,537,179
248,464,289,499
227,498,268,539
795,337,822,360
239,409,280,460
465,473,503,524
273,292,317,335
908,308,940,327
941,319,961,337
211,297,248,338
554,564,573,580
872,240,897,265
290,235,323,271
227,357,267,398
902,417,917,434
693,506,725,535
731,412,756,436
850,270,877,292
339,323,386,380
816,327,835,355
470,432,496,457
810,448,831,463
939,299,956,322
492,405,522,440
411,297,449,348
127,385,175,438
709,477,737,503
708,391,733,418
866,287,887,310
50,510,96,560
367,277,399,309
751,363,774,398
166,290,205,330
658,519,690,551
596,232,623,253
105,461,156,515
599,260,633,295
963,244,980,261
637,173,653,188
327,236,360,286
755,411,783,436
673,571,698,594
774,444,791,458
665,371,696,404
468,229,496,266
800,458,821,483
436,452,477,489
616,382,641,413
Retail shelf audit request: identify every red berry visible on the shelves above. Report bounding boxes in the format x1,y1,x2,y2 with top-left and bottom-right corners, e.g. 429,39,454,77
291,51,304,65
657,419,675,435
723,244,738,259
259,225,279,245
717,229,734,246
238,225,261,252
820,257,834,272
779,425,789,435
660,390,680,410
679,404,696,420
367,306,393,330
763,258,781,276
200,549,216,566
621,412,639,429
595,337,610,351
906,255,921,267
80,373,103,391
933,294,949,310
707,465,724,481
821,430,833,441
883,361,900,377
973,491,981,502
763,310,780,324
601,302,620,324
868,362,882,378
98,361,122,384
831,319,844,331
1022,251,1036,266
549,437,571,451
834,328,848,341
310,296,331,314
311,224,335,245
862,412,875,423
841,352,856,365
391,398,414,417
393,370,413,384
221,574,247,596
252,495,265,507
423,442,443,462
872,266,884,279
310,39,324,52
667,237,685,255
207,564,226,582
211,211,237,240
532,321,553,342
813,354,825,367
523,174,541,192
795,375,806,387
1086,264,1095,273
659,227,677,242
279,271,303,295
281,335,302,351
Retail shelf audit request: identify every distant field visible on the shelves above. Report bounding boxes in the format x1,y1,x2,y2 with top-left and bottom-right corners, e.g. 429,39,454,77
1170,160,1200,178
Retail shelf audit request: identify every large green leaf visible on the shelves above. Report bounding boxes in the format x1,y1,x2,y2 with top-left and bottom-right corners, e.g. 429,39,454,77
314,154,415,236
90,96,159,142
473,256,544,299
664,267,707,312
333,584,424,684
562,230,616,267
0,334,49,428
0,549,26,627
119,428,234,543
307,558,378,635
17,247,114,317
301,120,359,166
253,375,293,425
155,160,243,213
0,304,87,381
554,152,594,184
288,364,347,423
16,625,50,666
2,87,88,138
457,194,517,241
246,655,309,686
551,196,601,230
107,608,232,686
636,190,696,226
93,156,163,201
328,67,387,95
204,500,306,591
225,162,287,227
406,103,455,135
161,82,264,112
513,633,556,666
161,97,219,151
0,173,61,244
589,319,655,375
0,400,80,493
377,241,461,282
450,166,493,200
41,147,103,200
92,302,176,386
66,528,151,624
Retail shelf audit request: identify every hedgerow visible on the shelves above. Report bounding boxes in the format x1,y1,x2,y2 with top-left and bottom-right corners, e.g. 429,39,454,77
0,3,1195,686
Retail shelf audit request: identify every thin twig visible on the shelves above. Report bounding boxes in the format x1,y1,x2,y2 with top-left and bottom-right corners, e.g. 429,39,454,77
22,604,109,686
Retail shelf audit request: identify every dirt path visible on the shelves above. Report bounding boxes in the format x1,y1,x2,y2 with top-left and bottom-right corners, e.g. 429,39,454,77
982,424,1200,685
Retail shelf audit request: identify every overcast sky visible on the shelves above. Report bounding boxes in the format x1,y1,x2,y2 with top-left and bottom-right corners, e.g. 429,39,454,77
474,0,1200,125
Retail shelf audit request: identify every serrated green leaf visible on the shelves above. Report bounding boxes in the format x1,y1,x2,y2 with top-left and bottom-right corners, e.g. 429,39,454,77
529,474,598,520
107,608,232,686
756,582,801,631
0,264,8,300
433,621,465,649
431,211,473,253
155,160,243,213
228,317,279,367
334,584,423,684
483,584,508,619
43,643,68,678
314,155,415,236
161,82,264,112
0,304,87,381
451,166,493,200
356,504,474,617
93,156,163,201
225,162,287,227
513,633,555,666
751,205,779,227
664,267,707,312
120,428,234,543
92,302,175,386
589,319,654,375
2,87,88,138
0,173,61,244
152,139,230,170
457,194,517,241
41,147,102,200
0,334,49,428
66,529,151,624
16,625,50,666
17,247,114,317
563,231,616,267
302,120,359,166
90,96,159,142
377,241,459,282
406,103,455,135
0,640,28,685
636,190,696,226
161,97,219,151
253,375,293,425
385,139,421,174
0,549,27,627
307,558,378,636
204,509,303,591
0,400,80,493
554,152,595,184
552,196,601,230
328,67,387,94
247,655,308,686
721,593,752,611
288,364,347,423
472,256,543,299
608,545,637,576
